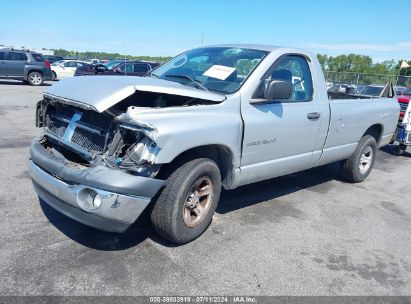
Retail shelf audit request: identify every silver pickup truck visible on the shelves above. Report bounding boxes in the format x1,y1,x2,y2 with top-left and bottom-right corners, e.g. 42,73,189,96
29,44,399,244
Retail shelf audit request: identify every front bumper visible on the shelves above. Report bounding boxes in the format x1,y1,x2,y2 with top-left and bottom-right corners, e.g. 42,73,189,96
29,140,164,233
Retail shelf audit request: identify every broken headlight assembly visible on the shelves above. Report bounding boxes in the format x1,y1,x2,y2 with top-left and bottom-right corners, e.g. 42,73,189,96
103,126,161,178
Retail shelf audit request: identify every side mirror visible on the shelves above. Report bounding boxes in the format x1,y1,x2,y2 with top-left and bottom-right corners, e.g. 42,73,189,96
263,80,292,100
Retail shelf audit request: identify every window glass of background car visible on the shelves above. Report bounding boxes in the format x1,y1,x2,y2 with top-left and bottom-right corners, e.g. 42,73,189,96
7,52,27,61
123,63,134,73
134,64,149,73
0,52,5,60
31,54,45,62
261,55,313,102
64,61,77,68
52,60,64,66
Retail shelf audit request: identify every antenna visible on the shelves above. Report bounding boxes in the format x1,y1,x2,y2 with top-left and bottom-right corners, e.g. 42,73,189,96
201,33,205,47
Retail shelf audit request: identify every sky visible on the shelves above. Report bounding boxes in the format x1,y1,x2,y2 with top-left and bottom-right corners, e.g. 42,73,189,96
1,0,410,62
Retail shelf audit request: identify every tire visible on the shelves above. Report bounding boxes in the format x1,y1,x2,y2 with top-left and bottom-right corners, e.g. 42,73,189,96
27,71,44,86
151,158,221,244
341,135,377,183
51,71,57,81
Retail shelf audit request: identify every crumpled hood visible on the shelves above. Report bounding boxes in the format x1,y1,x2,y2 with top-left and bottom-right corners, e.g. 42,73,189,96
44,76,225,113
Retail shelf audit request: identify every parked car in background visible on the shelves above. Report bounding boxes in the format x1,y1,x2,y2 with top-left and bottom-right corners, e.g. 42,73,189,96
42,55,64,64
357,85,385,97
397,87,411,120
325,81,333,90
51,60,88,80
107,60,160,76
74,63,109,76
394,85,407,96
75,60,159,77
0,48,52,85
327,83,356,94
104,59,130,70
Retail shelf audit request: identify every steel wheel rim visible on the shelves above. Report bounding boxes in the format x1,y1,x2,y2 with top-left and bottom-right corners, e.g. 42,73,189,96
359,146,373,174
30,73,42,85
183,176,213,228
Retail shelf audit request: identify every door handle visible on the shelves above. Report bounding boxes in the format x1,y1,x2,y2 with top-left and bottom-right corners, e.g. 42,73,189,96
307,112,321,120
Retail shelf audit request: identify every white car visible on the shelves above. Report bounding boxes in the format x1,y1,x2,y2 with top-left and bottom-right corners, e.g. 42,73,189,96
51,60,87,80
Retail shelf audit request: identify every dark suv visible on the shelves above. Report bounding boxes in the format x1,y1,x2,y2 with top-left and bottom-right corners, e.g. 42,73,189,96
0,49,53,85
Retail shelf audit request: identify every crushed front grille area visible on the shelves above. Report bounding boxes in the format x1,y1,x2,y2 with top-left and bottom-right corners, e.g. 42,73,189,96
44,103,115,154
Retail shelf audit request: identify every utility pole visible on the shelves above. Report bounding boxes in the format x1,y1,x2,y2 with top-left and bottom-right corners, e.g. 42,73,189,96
200,33,205,47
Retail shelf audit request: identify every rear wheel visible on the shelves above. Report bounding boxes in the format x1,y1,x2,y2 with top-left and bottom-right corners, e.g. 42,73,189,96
51,71,57,81
27,72,44,86
151,158,221,244
341,135,377,183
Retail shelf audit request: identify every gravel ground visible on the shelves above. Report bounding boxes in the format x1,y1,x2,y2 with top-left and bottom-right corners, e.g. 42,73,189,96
0,80,410,296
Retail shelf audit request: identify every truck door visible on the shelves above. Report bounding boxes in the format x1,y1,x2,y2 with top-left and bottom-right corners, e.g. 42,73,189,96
240,54,329,184
0,51,6,76
6,51,27,77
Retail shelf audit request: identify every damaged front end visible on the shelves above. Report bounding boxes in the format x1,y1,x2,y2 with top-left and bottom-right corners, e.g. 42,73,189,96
35,95,161,178
30,95,167,233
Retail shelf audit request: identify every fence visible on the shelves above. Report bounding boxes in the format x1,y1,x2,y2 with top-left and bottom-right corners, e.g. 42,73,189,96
324,71,411,87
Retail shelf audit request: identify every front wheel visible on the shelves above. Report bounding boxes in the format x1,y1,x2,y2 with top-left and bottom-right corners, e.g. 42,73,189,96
151,158,221,244
51,71,57,81
341,135,377,183
27,71,44,86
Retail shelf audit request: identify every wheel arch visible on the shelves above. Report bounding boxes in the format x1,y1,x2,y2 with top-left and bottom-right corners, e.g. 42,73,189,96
362,124,383,144
156,144,235,188
25,69,44,80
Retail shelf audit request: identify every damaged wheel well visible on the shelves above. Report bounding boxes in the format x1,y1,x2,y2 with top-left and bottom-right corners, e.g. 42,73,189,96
157,145,234,187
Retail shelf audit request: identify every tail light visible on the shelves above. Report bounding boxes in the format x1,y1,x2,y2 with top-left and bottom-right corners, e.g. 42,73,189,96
44,60,51,68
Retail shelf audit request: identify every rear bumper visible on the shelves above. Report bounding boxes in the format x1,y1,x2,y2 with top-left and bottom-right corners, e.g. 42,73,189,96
29,139,164,233
43,69,52,81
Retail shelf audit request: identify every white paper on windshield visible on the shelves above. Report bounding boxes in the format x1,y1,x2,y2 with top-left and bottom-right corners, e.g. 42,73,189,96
203,65,236,80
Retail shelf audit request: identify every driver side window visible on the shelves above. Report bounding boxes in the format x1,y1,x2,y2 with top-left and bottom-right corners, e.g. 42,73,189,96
259,55,313,102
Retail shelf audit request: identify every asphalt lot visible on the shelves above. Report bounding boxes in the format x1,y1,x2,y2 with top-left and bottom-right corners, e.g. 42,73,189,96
0,79,410,296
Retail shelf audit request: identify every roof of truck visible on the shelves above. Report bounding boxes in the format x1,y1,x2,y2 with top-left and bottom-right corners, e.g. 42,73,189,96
205,44,313,56
206,44,283,52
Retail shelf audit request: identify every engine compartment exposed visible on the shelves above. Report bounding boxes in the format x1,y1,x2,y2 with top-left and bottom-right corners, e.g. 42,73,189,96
107,90,221,115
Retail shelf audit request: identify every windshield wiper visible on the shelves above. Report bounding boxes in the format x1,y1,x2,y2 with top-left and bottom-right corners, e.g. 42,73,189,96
164,74,209,91
148,71,159,78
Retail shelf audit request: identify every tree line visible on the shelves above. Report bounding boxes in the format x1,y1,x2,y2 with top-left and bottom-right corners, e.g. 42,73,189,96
52,48,411,77
52,48,172,63
317,54,411,76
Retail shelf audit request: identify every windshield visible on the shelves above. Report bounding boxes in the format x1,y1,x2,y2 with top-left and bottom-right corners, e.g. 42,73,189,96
150,47,268,94
360,86,384,96
51,60,64,66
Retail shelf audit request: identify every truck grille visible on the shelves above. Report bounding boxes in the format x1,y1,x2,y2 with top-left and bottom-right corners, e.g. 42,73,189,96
45,104,114,153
